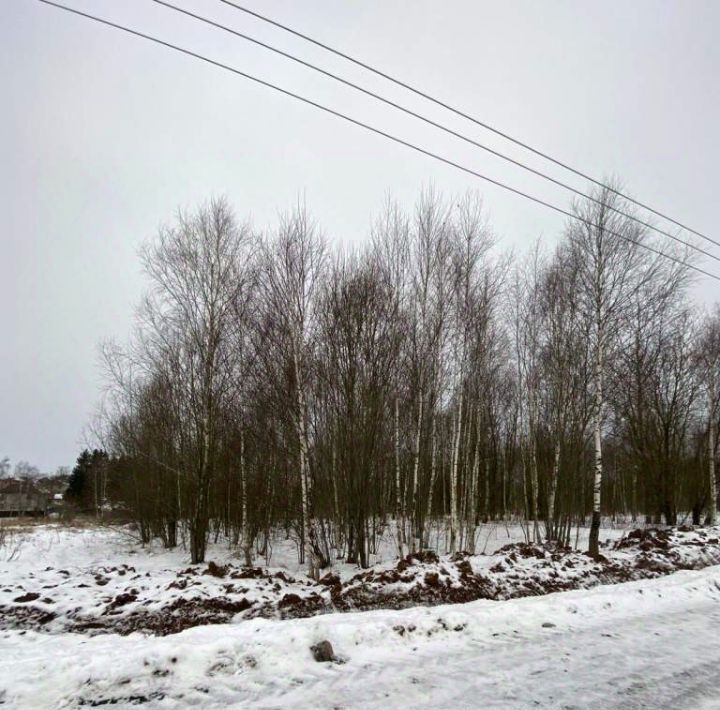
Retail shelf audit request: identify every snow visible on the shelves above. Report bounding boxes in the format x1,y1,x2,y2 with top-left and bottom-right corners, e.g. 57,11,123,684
2,564,720,708
0,517,640,575
5,522,718,634
3,522,720,708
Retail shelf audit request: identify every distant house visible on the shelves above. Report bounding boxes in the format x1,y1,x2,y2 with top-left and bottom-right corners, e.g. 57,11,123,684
0,479,49,517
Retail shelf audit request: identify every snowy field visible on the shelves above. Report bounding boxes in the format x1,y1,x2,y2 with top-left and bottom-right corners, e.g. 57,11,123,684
0,517,640,576
0,520,661,634
2,522,720,708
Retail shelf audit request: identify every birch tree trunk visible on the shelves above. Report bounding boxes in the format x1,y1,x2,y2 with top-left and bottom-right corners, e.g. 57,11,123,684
465,408,481,551
410,397,424,551
528,391,540,543
295,349,320,580
449,392,463,553
709,372,717,526
547,440,561,541
424,414,437,547
589,334,604,557
240,425,252,567
394,397,405,557
331,442,340,542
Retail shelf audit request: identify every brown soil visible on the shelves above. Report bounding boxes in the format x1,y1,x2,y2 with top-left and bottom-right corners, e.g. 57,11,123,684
4,525,720,637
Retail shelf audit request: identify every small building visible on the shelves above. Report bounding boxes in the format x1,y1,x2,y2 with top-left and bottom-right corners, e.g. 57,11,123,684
0,479,49,517
48,492,65,516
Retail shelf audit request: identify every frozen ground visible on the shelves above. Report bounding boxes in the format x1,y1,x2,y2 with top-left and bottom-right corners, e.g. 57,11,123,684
4,521,710,634
2,564,720,708
2,522,720,708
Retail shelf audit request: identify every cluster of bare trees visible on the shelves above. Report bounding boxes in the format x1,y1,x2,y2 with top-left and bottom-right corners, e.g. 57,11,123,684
98,185,720,572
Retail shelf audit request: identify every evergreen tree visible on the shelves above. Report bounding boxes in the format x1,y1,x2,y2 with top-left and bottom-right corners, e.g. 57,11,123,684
66,449,91,503
66,449,108,513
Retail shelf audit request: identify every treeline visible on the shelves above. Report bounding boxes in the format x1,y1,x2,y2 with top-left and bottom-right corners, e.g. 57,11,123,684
96,184,720,572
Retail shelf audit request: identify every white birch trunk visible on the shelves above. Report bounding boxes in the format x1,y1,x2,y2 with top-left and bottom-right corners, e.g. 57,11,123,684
466,408,481,552
424,414,437,547
484,458,490,521
709,374,717,526
331,442,340,538
547,440,560,541
240,425,252,567
589,334,604,556
295,350,319,580
449,392,463,553
394,397,405,557
528,392,540,544
410,397,424,552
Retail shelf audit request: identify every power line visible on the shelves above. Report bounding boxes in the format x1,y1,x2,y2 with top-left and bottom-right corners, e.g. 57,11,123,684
150,0,720,265
37,0,720,283
152,1,720,265
219,0,717,250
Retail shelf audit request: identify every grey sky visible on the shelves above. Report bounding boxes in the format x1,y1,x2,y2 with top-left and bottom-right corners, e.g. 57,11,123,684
2,0,718,472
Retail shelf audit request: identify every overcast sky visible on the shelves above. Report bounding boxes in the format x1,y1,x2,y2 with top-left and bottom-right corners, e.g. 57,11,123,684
2,0,719,472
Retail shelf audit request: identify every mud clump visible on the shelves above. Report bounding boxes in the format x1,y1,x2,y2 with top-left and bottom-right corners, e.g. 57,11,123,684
274,592,327,618
77,691,166,706
13,592,40,603
318,573,341,588
615,528,671,552
0,604,56,629
406,550,439,565
203,561,228,578
105,591,139,613
76,595,255,636
278,593,302,608
424,572,440,587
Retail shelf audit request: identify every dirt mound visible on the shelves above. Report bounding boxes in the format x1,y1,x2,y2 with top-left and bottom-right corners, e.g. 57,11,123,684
74,595,255,636
273,591,327,618
0,603,56,630
614,527,672,551
4,525,720,636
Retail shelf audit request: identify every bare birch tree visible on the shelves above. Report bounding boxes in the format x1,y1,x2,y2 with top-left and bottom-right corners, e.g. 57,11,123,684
698,308,720,525
261,203,327,579
568,182,665,555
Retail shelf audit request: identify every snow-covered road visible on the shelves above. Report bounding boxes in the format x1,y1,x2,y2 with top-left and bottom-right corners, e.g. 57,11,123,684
3,564,720,709
309,597,720,709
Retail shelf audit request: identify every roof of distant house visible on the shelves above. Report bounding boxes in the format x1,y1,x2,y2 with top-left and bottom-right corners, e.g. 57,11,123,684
0,478,43,496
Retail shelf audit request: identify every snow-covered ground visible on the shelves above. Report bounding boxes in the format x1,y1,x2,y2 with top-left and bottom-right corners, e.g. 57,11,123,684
2,522,720,708
2,563,720,708
0,517,641,576
1,520,687,635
